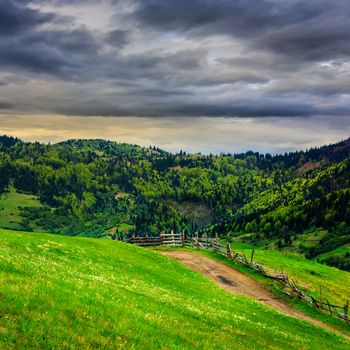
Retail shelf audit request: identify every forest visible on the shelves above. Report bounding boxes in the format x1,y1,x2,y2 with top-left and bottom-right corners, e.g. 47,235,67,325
0,135,349,270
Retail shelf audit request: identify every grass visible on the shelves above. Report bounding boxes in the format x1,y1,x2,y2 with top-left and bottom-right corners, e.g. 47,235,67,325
117,223,136,233
0,187,43,231
315,244,350,261
0,229,349,349
291,229,328,249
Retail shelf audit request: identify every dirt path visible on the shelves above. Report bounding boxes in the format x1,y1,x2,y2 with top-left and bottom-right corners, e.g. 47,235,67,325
161,250,349,340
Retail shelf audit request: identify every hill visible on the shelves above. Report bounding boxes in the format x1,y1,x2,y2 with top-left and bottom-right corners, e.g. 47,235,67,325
214,158,350,264
0,228,349,349
0,135,349,270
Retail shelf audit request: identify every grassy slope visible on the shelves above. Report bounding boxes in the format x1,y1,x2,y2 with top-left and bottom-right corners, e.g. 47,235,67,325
315,244,350,261
228,244,350,306
197,248,350,334
291,229,328,250
0,187,43,231
0,230,349,349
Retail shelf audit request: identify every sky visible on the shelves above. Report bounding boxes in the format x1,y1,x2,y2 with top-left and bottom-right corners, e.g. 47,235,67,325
0,0,349,154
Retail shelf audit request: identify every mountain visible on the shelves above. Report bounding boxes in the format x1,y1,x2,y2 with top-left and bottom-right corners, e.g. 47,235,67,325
0,135,349,269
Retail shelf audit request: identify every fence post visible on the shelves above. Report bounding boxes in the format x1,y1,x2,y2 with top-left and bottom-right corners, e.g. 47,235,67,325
182,230,185,247
214,233,218,251
196,232,199,250
160,232,163,246
227,243,232,259
345,300,349,317
250,249,255,264
327,300,333,315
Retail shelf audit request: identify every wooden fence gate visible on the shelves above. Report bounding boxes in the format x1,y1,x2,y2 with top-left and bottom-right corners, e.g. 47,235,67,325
128,230,185,247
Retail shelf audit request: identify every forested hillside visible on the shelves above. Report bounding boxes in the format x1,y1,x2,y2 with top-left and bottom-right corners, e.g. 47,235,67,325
0,135,349,270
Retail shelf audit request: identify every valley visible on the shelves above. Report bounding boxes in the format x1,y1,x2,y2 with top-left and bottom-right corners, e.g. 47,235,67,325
0,136,349,271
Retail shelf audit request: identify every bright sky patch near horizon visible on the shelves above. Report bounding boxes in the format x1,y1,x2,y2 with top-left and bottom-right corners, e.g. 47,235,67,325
0,1,349,153
1,115,349,155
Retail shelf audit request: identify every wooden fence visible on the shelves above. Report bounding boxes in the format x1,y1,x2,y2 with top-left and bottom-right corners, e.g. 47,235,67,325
128,231,185,247
129,236,163,247
160,231,185,247
189,236,350,324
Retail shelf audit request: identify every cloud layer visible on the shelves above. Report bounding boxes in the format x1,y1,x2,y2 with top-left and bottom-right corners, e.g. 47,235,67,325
0,0,349,119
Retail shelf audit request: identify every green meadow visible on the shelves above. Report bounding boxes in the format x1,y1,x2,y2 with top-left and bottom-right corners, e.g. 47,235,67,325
0,187,43,231
0,229,349,349
316,245,350,261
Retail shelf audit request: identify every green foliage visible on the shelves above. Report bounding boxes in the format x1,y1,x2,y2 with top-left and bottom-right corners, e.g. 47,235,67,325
0,229,349,349
0,135,349,271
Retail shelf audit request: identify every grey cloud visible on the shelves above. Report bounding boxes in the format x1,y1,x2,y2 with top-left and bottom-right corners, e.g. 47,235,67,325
0,27,101,78
0,0,54,36
0,101,13,109
105,29,129,48
0,1,101,79
261,21,350,61
45,92,316,118
132,0,350,62
0,0,349,120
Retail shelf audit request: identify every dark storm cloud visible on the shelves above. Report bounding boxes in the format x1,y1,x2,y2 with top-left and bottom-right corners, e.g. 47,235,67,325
0,1,81,77
0,0,54,36
0,0,349,119
132,0,350,61
132,0,298,34
48,94,314,118
261,21,350,61
105,29,129,48
0,28,100,78
17,0,100,4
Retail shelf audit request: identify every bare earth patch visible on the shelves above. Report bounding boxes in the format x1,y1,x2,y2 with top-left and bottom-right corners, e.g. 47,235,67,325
161,250,349,340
